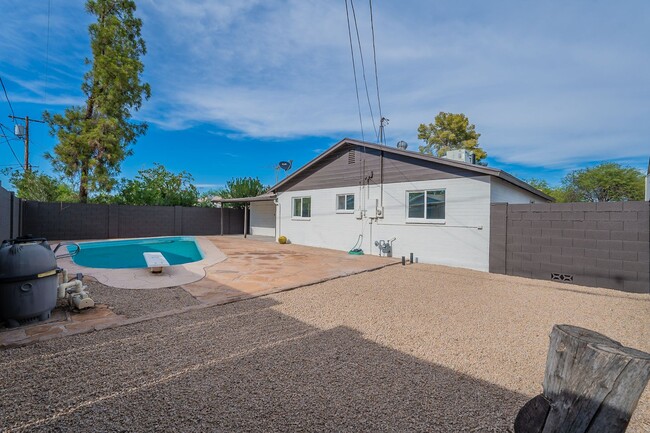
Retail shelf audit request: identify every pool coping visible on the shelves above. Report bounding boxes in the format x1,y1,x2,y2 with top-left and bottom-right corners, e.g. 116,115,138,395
55,236,226,289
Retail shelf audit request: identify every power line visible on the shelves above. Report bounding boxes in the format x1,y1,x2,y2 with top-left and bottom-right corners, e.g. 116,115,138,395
345,0,365,142
44,0,52,105
369,0,384,144
0,123,23,168
0,76,16,123
349,0,378,142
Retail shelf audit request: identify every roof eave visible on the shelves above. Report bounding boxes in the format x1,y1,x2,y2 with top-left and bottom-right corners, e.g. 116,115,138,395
268,137,553,202
212,194,277,204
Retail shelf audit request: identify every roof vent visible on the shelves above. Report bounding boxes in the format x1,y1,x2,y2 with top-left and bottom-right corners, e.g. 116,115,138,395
443,149,476,164
348,149,356,164
396,140,408,150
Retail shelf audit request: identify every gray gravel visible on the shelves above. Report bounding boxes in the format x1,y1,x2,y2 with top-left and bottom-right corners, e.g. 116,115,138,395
84,279,200,318
1,264,648,432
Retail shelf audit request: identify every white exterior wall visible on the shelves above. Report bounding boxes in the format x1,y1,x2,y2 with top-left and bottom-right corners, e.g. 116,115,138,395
277,176,492,271
249,201,276,237
490,177,545,204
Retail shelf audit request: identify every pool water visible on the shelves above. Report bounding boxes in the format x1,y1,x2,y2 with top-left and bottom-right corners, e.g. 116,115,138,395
68,237,204,269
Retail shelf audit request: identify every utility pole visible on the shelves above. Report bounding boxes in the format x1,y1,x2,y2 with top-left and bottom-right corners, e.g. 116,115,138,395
378,117,389,146
9,115,45,172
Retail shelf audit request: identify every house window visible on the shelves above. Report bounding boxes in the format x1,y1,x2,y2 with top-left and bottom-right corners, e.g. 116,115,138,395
336,194,355,212
292,196,311,219
407,190,445,221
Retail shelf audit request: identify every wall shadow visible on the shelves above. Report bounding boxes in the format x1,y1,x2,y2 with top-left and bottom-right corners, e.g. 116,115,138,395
4,296,532,432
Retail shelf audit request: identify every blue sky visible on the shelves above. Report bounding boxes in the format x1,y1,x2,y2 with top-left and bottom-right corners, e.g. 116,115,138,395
0,0,648,193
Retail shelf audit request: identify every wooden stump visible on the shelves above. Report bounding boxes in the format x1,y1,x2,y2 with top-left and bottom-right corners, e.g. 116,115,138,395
515,324,650,433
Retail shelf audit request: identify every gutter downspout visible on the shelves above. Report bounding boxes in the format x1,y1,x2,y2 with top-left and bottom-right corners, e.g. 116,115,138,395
380,149,384,209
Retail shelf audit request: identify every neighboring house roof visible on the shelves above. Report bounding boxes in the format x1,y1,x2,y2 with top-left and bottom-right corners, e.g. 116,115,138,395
267,138,554,202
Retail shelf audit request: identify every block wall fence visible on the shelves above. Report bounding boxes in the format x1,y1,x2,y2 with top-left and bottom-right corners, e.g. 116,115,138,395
490,201,649,293
0,185,245,242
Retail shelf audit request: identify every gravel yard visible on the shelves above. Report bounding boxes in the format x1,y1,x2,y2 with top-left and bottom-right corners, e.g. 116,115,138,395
1,264,648,432
85,279,200,318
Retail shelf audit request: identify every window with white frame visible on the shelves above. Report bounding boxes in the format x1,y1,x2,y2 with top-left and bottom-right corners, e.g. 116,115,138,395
292,196,311,218
336,193,355,212
407,189,445,221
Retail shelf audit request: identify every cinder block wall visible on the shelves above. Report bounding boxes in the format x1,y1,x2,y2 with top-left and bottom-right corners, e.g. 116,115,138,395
0,185,21,241
21,201,246,240
490,201,649,293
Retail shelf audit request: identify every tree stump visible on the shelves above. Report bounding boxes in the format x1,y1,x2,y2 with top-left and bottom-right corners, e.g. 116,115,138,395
515,324,650,433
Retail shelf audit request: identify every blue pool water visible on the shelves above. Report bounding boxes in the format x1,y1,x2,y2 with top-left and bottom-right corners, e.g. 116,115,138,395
68,236,204,269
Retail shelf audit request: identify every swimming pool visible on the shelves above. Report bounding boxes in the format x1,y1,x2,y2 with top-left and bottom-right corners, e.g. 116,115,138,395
68,236,204,269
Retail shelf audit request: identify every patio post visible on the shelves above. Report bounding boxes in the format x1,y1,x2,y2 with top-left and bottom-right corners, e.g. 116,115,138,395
244,204,248,238
220,206,223,236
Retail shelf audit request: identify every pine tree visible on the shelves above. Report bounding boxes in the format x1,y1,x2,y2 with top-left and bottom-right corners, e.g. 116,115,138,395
44,0,150,202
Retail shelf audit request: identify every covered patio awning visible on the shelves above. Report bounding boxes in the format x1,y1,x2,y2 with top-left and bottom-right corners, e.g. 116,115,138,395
211,193,276,204
211,193,276,239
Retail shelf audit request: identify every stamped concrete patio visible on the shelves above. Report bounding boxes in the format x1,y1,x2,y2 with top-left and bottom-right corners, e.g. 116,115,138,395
182,236,397,304
0,236,397,347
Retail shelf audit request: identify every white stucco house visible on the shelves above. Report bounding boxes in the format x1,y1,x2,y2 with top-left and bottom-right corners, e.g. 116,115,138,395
217,138,552,272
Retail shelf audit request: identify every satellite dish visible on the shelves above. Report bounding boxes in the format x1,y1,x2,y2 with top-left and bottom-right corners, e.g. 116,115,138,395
396,141,408,150
278,160,292,171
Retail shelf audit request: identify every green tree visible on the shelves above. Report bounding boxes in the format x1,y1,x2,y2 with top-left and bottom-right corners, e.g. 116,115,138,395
418,112,487,162
118,164,199,206
44,0,150,202
525,178,569,202
559,163,644,202
527,178,554,196
3,169,78,202
214,177,268,208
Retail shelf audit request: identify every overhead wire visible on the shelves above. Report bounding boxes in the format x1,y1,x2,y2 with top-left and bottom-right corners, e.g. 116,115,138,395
349,0,378,142
0,123,23,167
369,0,384,144
0,76,17,123
345,0,365,142
44,0,52,105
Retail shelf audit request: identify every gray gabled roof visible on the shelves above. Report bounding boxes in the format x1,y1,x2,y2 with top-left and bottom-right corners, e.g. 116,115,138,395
267,138,554,201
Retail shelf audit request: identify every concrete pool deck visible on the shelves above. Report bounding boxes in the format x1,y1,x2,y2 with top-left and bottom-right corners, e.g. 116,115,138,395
1,236,398,347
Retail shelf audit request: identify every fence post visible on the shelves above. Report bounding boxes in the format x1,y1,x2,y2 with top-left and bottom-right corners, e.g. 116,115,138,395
174,206,183,236
489,203,508,274
108,204,119,239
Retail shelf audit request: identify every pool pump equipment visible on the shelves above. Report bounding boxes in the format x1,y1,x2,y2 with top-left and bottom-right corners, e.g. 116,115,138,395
57,268,95,311
0,235,94,328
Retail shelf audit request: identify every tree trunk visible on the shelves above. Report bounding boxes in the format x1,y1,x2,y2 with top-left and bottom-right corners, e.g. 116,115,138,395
515,324,650,433
79,164,89,203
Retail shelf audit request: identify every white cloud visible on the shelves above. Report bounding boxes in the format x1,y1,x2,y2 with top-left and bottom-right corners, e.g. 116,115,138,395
2,0,649,169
